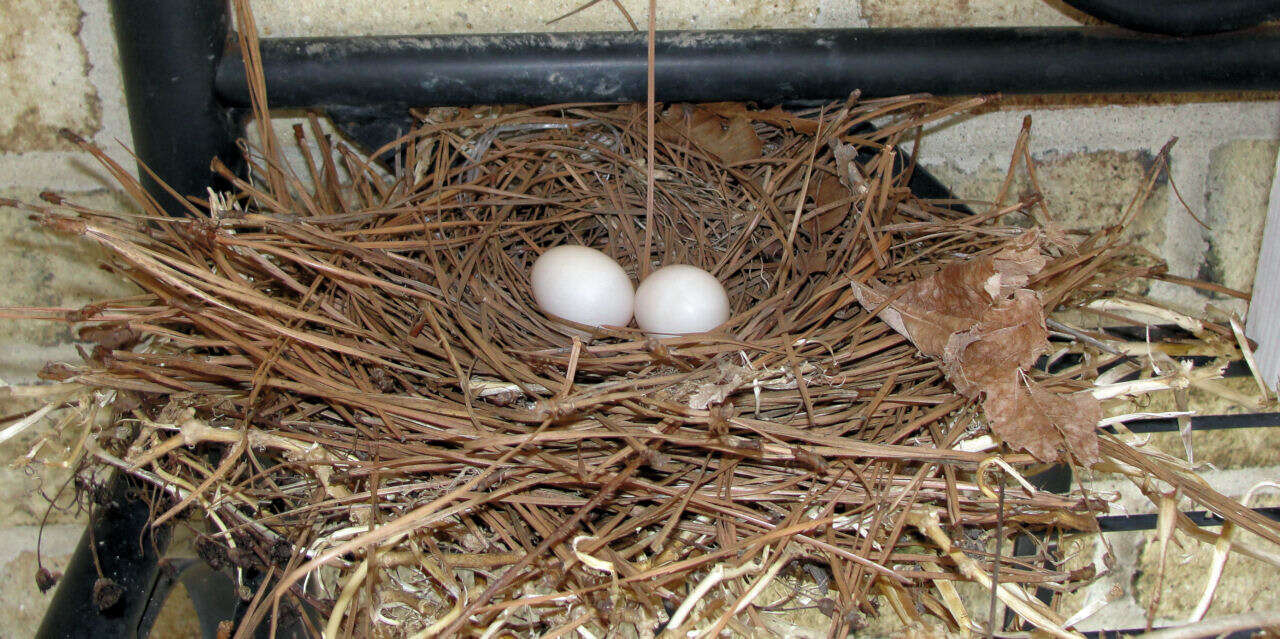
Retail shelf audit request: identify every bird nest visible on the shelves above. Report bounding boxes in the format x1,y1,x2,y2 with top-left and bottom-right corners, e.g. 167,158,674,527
5,41,1278,638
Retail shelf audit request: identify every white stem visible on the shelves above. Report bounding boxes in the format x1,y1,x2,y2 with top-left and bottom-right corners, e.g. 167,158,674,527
0,403,56,444
666,558,762,632
324,558,369,639
1092,378,1185,400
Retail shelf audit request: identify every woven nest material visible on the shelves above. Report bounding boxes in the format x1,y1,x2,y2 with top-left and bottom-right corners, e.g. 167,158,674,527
6,29,1279,637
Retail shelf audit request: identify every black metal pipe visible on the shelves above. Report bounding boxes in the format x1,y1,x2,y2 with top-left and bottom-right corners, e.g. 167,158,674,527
1097,506,1280,533
1117,411,1280,434
111,0,241,215
1062,0,1280,36
217,27,1280,108
1085,628,1260,638
35,476,172,639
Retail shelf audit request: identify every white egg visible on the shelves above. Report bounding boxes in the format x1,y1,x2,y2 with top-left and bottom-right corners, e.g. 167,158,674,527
634,264,731,336
530,245,634,330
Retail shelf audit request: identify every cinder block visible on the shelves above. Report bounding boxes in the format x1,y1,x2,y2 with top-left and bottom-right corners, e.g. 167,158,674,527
0,189,140,378
249,0,862,37
861,0,1081,27
0,524,83,637
146,584,204,638
0,0,101,152
1201,139,1280,296
925,149,1171,288
1133,524,1280,621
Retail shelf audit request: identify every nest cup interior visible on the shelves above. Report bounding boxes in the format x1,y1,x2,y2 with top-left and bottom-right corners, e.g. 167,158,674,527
402,101,962,381
433,110,765,349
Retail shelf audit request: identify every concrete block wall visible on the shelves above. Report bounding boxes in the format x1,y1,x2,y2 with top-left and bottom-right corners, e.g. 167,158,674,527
1,0,1277,635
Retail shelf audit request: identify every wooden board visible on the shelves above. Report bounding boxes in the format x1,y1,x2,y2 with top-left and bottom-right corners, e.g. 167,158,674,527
1246,149,1280,392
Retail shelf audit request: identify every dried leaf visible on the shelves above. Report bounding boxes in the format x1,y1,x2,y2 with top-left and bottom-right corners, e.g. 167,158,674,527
92,577,125,611
686,360,746,410
831,142,866,193
34,567,59,594
78,322,141,351
701,102,822,135
656,104,763,164
943,290,1047,397
792,446,829,473
853,232,1101,464
982,376,1102,464
808,173,853,234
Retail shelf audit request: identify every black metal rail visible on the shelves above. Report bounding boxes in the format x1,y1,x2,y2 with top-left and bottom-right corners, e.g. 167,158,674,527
1118,411,1280,434
110,0,242,213
114,0,1280,215
214,28,1280,110
35,476,171,638
1099,507,1280,533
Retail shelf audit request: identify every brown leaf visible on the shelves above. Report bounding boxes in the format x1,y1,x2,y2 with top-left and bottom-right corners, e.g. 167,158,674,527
851,232,1047,361
853,232,1101,465
982,376,1102,465
990,232,1048,293
851,257,1006,359
92,577,125,612
807,173,853,234
656,104,763,164
78,322,141,351
701,102,821,135
942,289,1047,397
34,567,59,594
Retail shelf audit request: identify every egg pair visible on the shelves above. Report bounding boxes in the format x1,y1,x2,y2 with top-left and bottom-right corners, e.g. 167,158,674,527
530,245,730,336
